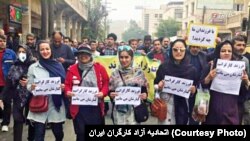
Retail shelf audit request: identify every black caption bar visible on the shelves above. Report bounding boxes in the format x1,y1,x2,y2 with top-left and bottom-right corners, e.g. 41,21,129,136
85,125,250,140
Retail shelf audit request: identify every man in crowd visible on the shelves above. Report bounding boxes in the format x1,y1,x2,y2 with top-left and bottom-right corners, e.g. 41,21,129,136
101,33,117,56
0,35,16,132
82,36,90,45
51,31,75,120
51,31,75,71
162,37,170,49
232,36,250,76
101,33,118,116
97,41,105,53
89,40,100,57
232,35,250,124
64,37,77,54
147,39,166,63
137,35,152,54
72,39,79,49
186,45,207,79
0,29,4,36
129,39,142,55
26,33,38,60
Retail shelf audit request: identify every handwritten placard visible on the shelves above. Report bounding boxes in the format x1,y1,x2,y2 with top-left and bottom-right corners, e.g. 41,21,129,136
71,86,99,105
33,77,61,95
211,59,245,95
115,87,141,106
188,24,218,47
163,76,193,98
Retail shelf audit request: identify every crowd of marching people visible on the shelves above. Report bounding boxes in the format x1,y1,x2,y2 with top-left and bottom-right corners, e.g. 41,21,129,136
0,27,250,141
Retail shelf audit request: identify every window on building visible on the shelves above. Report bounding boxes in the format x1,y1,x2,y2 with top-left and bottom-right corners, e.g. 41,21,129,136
159,14,162,19
234,4,243,11
144,14,150,32
154,23,158,27
185,5,188,18
191,2,195,15
155,14,158,18
175,9,183,19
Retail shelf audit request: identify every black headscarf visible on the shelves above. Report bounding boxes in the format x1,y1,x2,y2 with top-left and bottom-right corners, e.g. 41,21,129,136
166,39,196,78
212,40,235,69
154,39,198,124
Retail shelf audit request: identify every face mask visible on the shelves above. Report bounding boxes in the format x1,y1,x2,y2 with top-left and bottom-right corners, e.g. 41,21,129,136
18,53,27,62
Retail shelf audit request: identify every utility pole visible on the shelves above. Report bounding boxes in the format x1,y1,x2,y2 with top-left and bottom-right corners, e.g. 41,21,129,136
41,0,48,39
48,0,54,37
248,5,250,30
104,0,108,39
202,6,206,24
247,4,250,44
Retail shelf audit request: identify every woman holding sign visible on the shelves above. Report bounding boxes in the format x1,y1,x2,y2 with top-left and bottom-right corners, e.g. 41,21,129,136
201,40,249,125
27,40,66,141
154,39,198,125
64,45,109,141
109,45,148,125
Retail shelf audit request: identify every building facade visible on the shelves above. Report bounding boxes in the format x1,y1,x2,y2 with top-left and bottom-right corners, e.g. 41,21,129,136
225,0,250,37
0,0,88,43
141,1,183,37
181,0,247,40
162,1,183,22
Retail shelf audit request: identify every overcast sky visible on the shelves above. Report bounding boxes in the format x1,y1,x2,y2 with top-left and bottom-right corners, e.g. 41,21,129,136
102,0,174,21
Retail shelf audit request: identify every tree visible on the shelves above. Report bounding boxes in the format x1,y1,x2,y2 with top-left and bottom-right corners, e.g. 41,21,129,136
122,20,148,42
155,19,181,38
82,0,106,41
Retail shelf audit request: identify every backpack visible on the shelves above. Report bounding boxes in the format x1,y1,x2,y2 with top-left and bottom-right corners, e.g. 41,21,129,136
151,98,167,121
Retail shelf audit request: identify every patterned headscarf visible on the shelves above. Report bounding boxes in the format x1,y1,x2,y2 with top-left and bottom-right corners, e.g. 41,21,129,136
110,46,148,91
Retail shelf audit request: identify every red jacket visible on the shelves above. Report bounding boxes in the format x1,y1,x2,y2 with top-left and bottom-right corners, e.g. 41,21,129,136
64,63,109,119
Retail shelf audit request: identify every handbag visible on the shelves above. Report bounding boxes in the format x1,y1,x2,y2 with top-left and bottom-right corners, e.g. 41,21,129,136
151,98,167,121
133,102,149,123
118,71,149,123
29,95,48,113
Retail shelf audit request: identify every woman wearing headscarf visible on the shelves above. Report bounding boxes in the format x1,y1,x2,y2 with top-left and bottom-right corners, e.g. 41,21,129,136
0,44,35,141
109,45,148,125
64,45,109,141
201,40,249,125
154,39,198,125
26,40,66,141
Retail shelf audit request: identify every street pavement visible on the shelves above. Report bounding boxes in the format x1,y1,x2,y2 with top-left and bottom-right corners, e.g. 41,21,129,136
0,110,158,141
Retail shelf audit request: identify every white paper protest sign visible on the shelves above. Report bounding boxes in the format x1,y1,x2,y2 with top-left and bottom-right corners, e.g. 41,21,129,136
210,59,245,95
71,86,99,105
33,77,61,95
162,75,193,99
187,24,218,47
115,87,141,106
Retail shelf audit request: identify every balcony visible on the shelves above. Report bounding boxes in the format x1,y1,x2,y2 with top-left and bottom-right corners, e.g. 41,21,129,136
226,12,247,29
64,0,88,20
55,0,88,21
